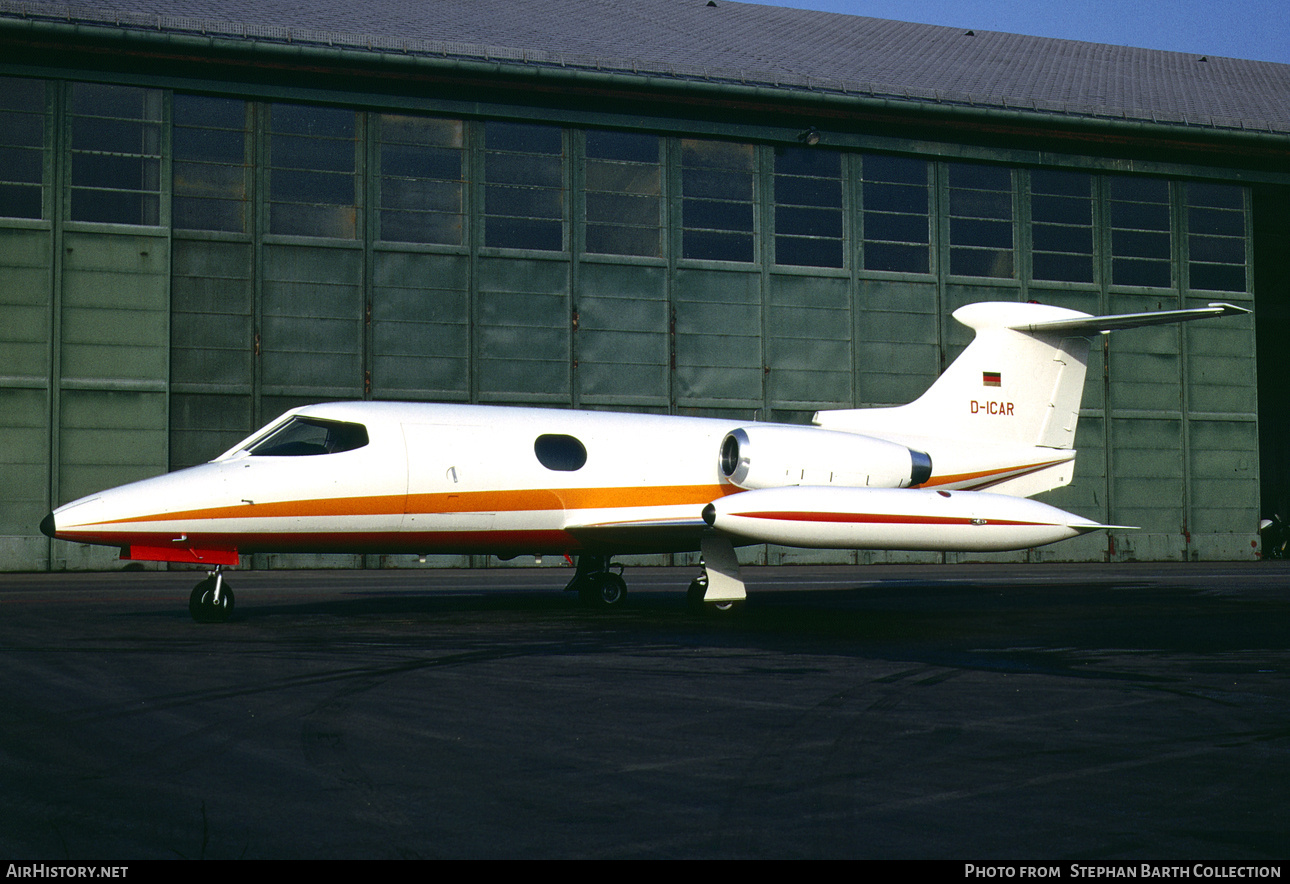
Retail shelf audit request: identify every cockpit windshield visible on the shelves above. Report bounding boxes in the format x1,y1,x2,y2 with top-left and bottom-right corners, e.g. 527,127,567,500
247,417,369,457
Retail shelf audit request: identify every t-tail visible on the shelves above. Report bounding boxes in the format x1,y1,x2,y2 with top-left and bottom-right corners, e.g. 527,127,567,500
813,300,1249,497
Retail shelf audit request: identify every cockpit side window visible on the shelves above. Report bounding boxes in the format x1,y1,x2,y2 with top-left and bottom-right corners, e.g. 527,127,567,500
534,434,587,471
248,417,369,456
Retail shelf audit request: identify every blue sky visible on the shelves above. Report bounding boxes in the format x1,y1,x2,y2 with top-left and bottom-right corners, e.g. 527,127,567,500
741,0,1290,64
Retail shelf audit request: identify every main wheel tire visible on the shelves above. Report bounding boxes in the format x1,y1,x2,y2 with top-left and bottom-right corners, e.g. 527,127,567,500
189,577,234,623
580,572,627,608
687,575,743,615
686,575,708,612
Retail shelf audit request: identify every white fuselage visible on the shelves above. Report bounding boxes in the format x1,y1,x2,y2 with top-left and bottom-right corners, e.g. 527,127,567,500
46,400,1099,564
49,403,737,560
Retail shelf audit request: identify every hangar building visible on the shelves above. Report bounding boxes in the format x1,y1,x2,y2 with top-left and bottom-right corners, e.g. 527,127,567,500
2,0,1287,570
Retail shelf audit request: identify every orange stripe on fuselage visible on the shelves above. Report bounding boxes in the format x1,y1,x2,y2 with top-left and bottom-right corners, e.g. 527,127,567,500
406,485,741,513
83,484,742,527
921,458,1069,489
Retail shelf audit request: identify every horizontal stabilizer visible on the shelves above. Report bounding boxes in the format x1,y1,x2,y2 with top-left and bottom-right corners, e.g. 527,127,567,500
1009,302,1249,336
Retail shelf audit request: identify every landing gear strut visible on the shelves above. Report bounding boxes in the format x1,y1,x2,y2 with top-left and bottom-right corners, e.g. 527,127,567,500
686,570,743,614
688,533,746,614
189,566,234,623
565,554,628,608
686,572,709,611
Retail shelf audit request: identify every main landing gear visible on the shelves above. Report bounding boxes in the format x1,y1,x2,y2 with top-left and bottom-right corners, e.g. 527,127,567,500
688,533,747,614
189,566,234,623
567,534,748,614
564,554,628,608
691,531,753,614
685,572,740,614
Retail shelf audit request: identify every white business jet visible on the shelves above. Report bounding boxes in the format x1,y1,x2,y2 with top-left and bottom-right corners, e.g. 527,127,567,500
41,300,1247,622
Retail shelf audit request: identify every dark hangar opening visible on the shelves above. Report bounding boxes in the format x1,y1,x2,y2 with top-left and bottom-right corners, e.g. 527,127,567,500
1254,184,1290,523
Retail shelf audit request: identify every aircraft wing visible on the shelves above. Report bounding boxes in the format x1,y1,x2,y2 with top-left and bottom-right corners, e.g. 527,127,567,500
1008,302,1249,336
563,513,711,553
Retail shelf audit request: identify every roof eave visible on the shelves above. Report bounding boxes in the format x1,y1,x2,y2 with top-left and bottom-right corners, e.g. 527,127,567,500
3,14,1287,156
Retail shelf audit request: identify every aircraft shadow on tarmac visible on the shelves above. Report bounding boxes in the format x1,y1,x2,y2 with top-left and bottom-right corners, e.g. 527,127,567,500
133,572,1290,667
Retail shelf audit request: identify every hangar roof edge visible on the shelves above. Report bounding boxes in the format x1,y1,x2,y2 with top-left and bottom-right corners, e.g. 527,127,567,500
3,0,1289,136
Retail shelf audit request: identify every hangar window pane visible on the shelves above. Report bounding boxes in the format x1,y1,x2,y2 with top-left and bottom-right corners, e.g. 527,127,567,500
268,104,359,239
584,130,662,258
484,121,564,251
948,163,1014,278
861,156,930,273
681,139,755,263
1187,183,1247,293
774,147,843,268
173,95,249,233
861,155,930,274
1030,170,1094,283
378,114,464,246
69,83,162,225
1109,177,1172,289
0,77,45,220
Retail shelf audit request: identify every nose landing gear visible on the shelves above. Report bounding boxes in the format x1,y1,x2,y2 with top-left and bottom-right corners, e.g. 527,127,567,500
189,566,234,623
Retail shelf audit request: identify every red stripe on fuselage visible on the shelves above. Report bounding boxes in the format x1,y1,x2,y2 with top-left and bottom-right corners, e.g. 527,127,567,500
732,511,1051,528
920,458,1070,490
86,528,587,557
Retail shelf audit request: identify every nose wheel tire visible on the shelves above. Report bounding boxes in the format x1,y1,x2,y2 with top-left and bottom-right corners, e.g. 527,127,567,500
189,577,234,623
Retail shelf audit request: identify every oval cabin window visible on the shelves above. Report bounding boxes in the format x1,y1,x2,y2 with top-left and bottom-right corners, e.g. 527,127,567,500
534,434,587,471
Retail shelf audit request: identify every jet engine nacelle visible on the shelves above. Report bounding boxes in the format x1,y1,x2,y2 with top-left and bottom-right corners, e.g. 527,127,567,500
719,426,932,490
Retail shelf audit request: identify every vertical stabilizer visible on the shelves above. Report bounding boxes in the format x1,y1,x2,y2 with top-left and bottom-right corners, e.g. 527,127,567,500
813,301,1249,490
817,302,1095,450
894,303,1093,449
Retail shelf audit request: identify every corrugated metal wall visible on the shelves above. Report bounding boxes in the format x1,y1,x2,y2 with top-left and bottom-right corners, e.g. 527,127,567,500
0,76,1260,570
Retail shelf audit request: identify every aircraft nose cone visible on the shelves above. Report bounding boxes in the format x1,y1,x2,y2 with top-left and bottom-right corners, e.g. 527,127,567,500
39,512,56,538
